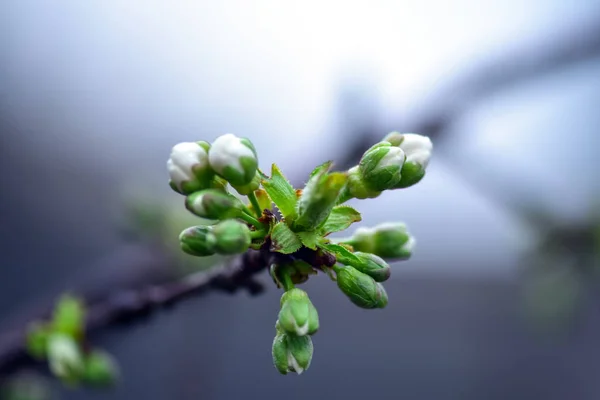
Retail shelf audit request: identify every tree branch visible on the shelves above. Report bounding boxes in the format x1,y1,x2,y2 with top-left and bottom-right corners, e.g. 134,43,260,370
0,248,271,377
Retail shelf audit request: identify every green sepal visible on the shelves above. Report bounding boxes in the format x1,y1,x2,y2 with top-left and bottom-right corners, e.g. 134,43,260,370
297,231,319,250
262,164,298,222
270,222,302,254
272,333,289,375
278,289,319,336
285,334,313,374
393,162,426,188
318,205,361,236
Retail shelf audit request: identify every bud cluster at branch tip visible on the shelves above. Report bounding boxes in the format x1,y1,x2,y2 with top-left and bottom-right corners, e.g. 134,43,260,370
165,131,433,377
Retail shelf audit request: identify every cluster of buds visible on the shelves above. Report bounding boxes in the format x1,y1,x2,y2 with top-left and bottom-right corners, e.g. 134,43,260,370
168,134,269,257
342,132,432,200
25,295,118,387
166,131,433,375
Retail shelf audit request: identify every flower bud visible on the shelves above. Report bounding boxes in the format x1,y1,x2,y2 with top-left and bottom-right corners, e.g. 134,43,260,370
294,167,347,231
343,166,382,200
272,332,314,375
47,334,84,383
167,141,213,195
346,252,391,282
358,142,406,192
179,226,217,257
335,266,388,309
208,134,258,186
83,350,119,387
347,223,414,259
384,133,432,188
212,219,251,255
278,289,319,336
185,189,244,220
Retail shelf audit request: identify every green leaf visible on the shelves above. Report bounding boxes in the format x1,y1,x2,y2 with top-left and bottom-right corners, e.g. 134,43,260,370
253,189,273,212
271,222,302,254
52,295,85,338
318,242,360,265
309,160,333,178
262,164,297,221
297,231,319,250
319,205,362,235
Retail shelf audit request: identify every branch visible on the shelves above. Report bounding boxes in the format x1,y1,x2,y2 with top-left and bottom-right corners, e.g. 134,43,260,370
0,248,271,377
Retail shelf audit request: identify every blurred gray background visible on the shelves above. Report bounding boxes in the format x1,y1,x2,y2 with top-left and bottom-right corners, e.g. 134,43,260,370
2,1,600,399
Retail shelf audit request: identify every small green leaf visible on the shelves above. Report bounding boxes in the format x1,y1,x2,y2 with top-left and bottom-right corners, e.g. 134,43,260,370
52,295,85,338
271,222,302,254
297,231,319,250
262,164,297,221
319,205,362,235
318,242,360,265
252,189,273,213
309,160,333,178
26,322,50,359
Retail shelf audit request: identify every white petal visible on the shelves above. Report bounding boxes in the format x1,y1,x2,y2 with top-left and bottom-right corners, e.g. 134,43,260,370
208,133,255,175
377,147,406,169
167,142,209,190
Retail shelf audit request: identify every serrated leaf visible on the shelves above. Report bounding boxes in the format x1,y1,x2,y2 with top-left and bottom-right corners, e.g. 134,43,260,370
262,164,297,221
251,189,272,214
271,222,302,254
319,205,362,235
318,242,360,265
309,160,333,178
297,231,319,250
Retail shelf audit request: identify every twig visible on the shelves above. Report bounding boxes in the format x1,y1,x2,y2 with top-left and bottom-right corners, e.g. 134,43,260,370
0,248,271,377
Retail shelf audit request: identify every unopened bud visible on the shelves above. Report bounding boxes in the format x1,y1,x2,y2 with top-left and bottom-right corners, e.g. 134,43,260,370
213,220,251,255
179,226,217,257
47,334,84,383
83,350,119,387
167,141,213,195
272,331,314,375
347,222,414,259
185,189,244,220
335,266,388,309
384,133,432,188
278,289,319,336
358,142,405,192
208,134,258,186
346,252,391,282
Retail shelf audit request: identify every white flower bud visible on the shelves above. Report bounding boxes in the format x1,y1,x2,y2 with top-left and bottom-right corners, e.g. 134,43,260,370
47,334,84,381
397,133,432,169
208,134,258,186
167,141,213,195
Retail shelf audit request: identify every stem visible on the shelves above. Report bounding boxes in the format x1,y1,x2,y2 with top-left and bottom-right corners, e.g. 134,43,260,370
280,265,295,291
250,229,267,240
247,191,263,218
238,212,264,230
336,188,353,205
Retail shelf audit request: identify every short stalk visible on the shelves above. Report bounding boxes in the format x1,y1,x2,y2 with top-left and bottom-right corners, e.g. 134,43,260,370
247,191,263,218
238,212,265,230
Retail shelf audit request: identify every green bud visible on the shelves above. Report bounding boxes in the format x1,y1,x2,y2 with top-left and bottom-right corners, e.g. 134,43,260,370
358,142,405,192
347,223,414,259
212,219,251,255
231,172,261,195
83,350,119,387
278,289,319,336
383,132,432,188
52,295,85,338
208,134,258,186
185,189,243,219
342,167,382,200
335,265,388,309
179,226,217,256
346,252,391,282
25,322,50,360
167,141,214,195
294,165,347,231
47,334,84,384
272,332,314,375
